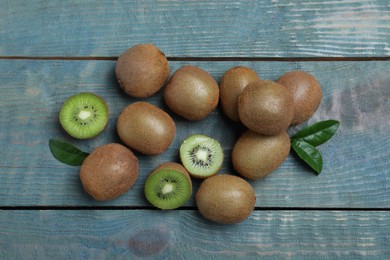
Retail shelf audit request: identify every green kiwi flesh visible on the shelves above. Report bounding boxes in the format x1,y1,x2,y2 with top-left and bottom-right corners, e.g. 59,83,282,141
144,162,192,210
179,134,223,178
232,130,290,180
59,92,109,139
80,143,138,201
196,174,256,224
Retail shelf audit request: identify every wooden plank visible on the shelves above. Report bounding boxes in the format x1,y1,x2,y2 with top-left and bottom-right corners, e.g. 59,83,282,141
0,210,389,259
0,60,389,207
0,0,389,57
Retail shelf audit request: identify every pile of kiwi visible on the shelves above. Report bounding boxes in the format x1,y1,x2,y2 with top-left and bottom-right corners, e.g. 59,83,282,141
56,43,322,224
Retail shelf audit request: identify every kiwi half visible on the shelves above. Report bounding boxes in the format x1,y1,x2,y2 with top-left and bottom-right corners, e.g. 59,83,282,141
179,134,223,178
59,92,109,139
144,162,192,210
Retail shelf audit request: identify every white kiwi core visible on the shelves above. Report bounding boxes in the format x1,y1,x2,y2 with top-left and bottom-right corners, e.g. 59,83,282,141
78,110,92,120
162,183,174,194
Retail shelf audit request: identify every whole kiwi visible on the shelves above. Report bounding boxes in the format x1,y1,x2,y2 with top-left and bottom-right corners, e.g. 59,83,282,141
220,66,260,121
115,44,170,98
117,102,176,155
238,80,294,136
277,70,322,125
196,174,256,224
232,130,290,180
80,143,139,201
163,66,219,120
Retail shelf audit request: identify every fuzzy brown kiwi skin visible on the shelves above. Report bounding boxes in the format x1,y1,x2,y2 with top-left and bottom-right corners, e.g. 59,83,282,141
149,162,192,194
220,66,260,122
277,70,322,125
80,143,139,201
232,130,290,180
196,174,256,224
163,66,219,121
117,102,176,155
238,80,294,136
115,44,170,98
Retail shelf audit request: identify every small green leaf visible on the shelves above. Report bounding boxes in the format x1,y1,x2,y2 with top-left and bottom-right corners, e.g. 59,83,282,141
49,139,89,166
291,139,323,174
291,120,340,147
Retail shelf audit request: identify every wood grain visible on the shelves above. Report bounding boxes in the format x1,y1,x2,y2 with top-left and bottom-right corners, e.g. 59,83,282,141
0,210,389,259
0,59,389,207
0,0,389,57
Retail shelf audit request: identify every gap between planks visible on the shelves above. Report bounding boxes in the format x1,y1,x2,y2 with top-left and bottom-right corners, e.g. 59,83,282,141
0,206,389,211
0,56,389,61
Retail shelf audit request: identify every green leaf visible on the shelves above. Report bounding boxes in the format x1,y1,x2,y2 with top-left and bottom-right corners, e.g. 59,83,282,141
49,139,89,166
291,120,340,147
291,139,323,174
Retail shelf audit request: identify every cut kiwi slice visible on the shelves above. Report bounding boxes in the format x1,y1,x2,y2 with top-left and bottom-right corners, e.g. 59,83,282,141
59,92,109,139
180,134,224,178
144,165,192,210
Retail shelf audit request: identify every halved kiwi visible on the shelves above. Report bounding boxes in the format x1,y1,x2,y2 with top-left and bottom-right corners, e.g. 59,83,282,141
179,134,223,178
144,162,192,210
59,92,109,139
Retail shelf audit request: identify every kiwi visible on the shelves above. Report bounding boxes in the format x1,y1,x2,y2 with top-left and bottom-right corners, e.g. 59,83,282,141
196,174,256,224
144,162,192,210
277,70,323,125
80,143,138,201
117,102,176,155
220,66,260,121
232,130,290,180
115,44,170,98
238,80,294,136
179,134,223,178
163,66,219,120
59,92,109,139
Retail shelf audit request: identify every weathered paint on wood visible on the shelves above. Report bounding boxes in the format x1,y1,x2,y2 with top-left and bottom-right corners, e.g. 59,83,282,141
0,0,389,57
0,210,389,259
1,0,390,257
0,59,389,207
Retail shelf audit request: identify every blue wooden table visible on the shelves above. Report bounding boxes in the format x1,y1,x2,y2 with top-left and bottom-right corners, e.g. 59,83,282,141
1,1,389,259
